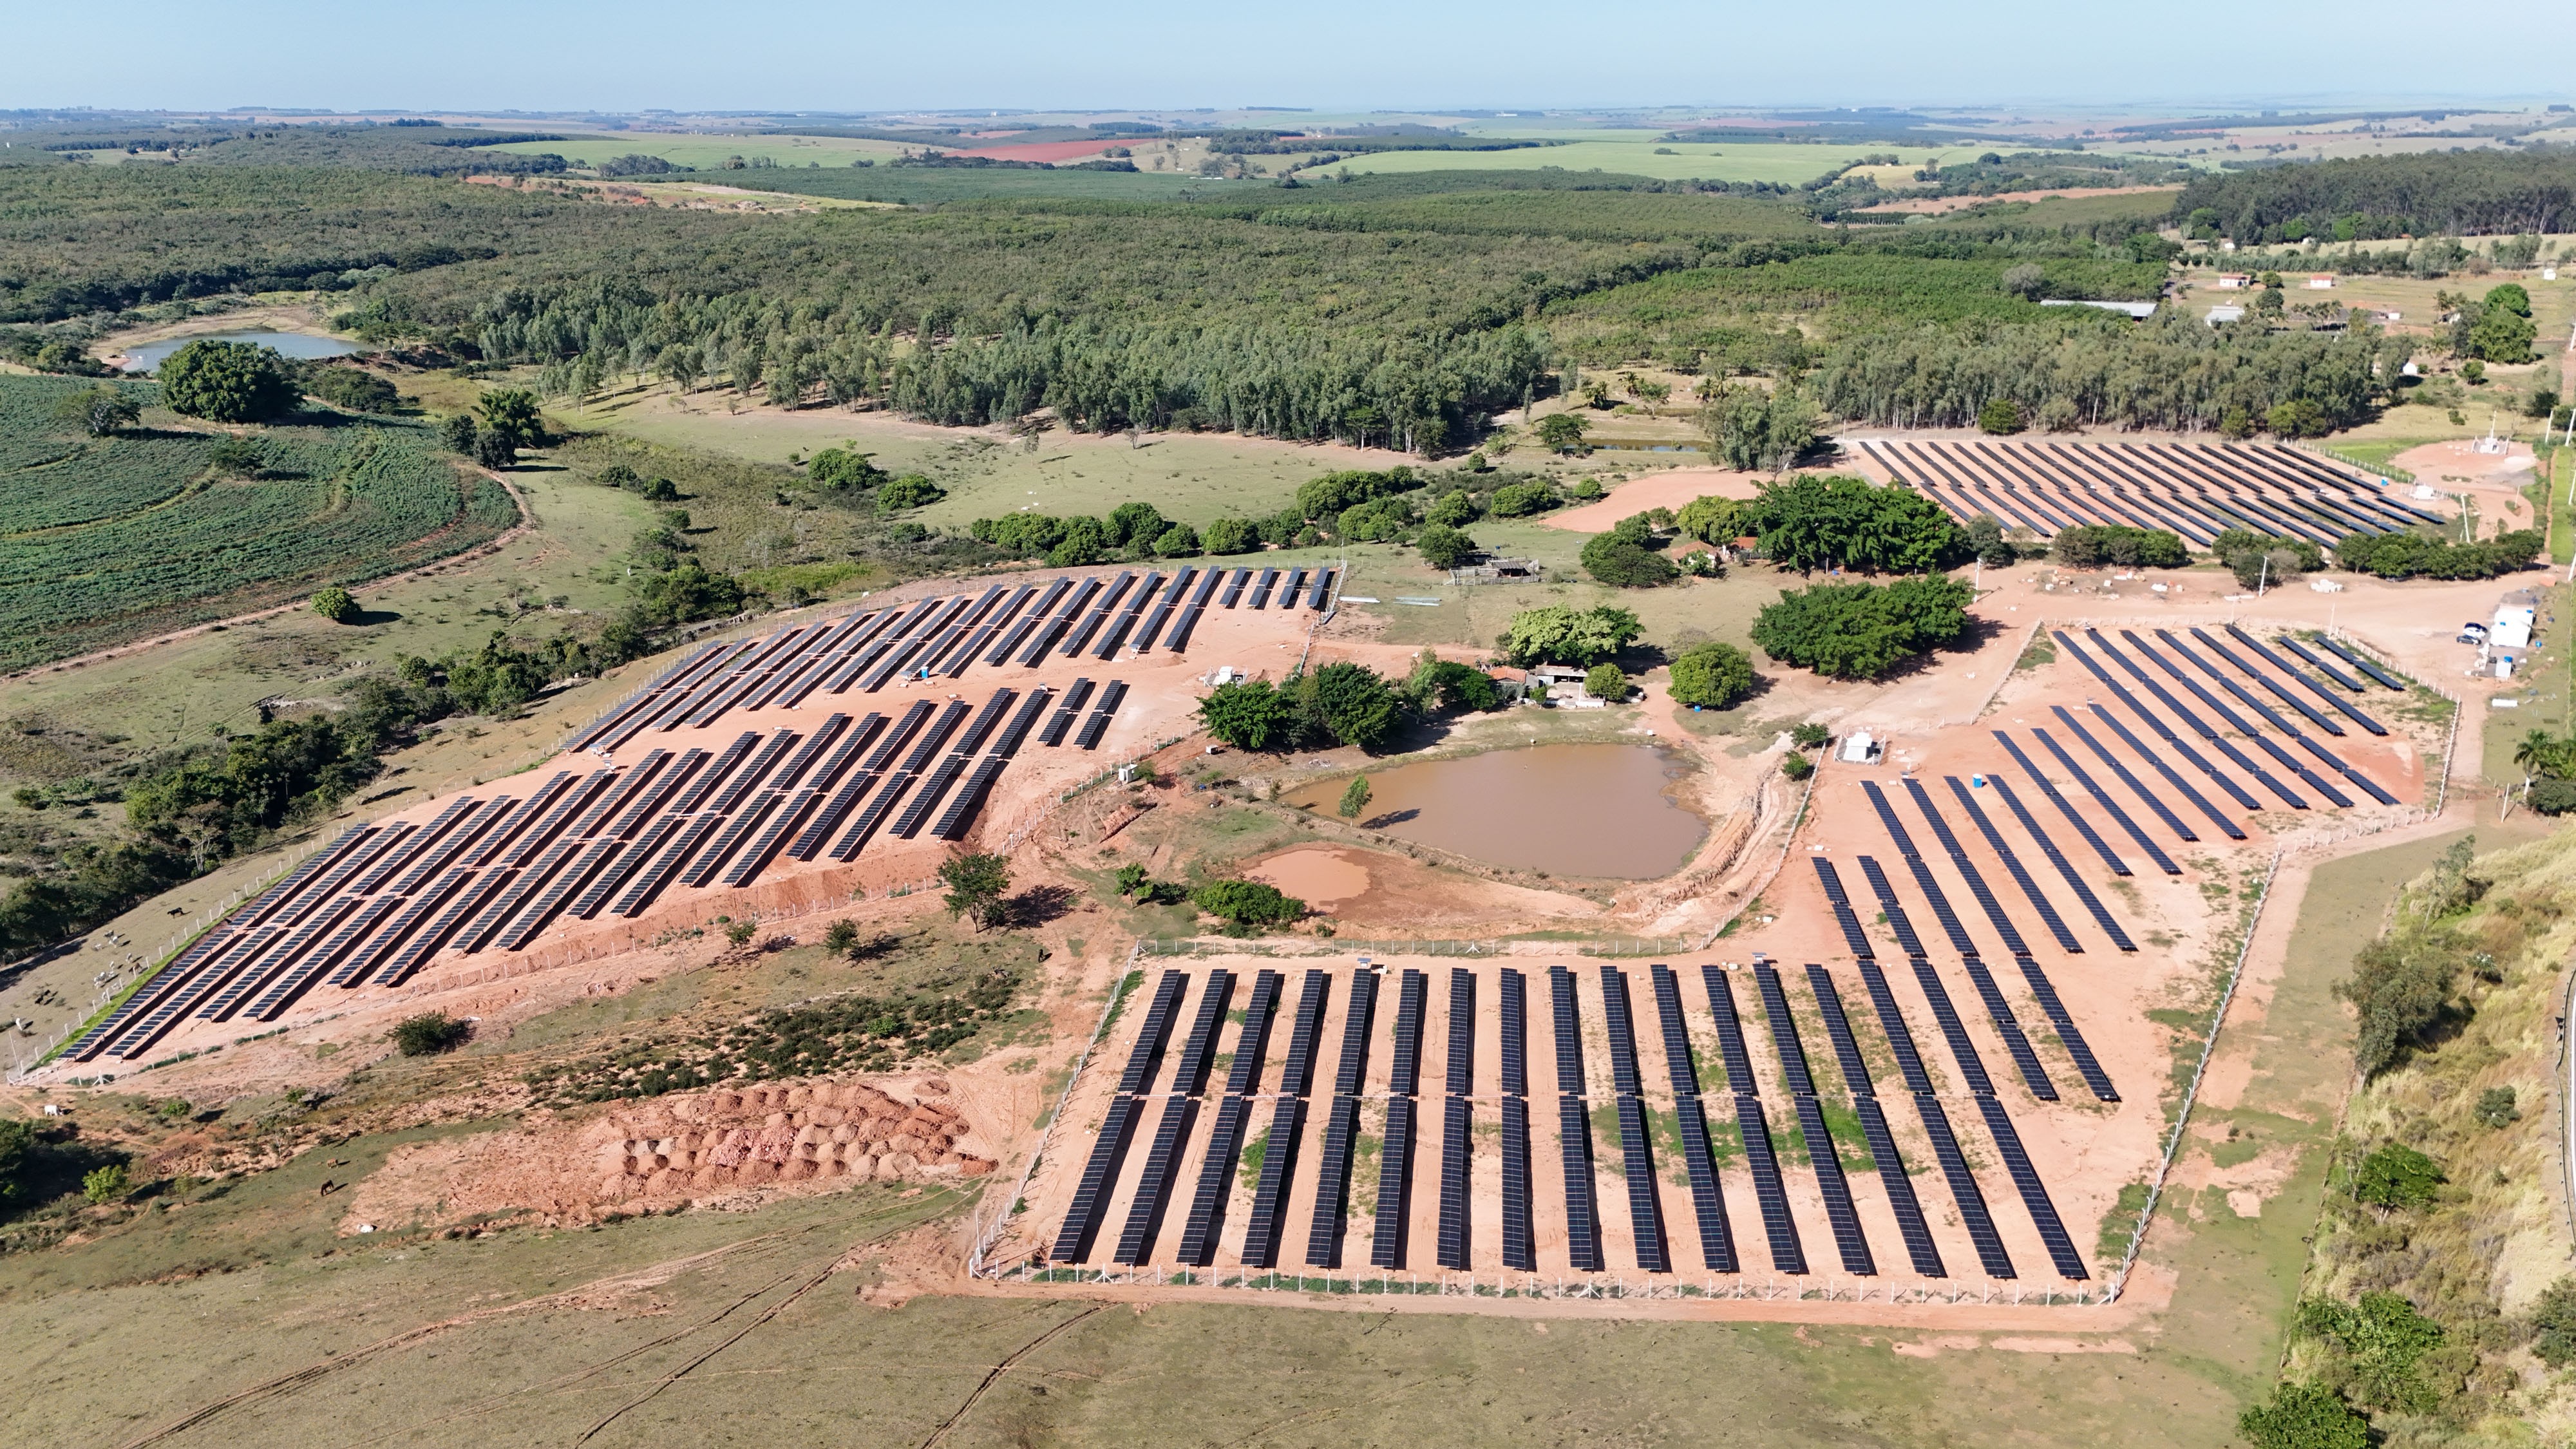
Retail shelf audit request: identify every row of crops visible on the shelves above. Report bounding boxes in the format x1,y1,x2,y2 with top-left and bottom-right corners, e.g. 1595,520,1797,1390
0,384,518,669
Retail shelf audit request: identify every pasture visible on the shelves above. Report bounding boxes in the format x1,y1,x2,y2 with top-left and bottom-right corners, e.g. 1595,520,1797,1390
1321,135,1981,186
482,132,909,171
0,380,516,671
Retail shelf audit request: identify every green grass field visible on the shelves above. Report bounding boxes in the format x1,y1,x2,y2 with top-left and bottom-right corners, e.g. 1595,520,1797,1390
687,166,1236,205
484,133,907,171
1321,137,1979,186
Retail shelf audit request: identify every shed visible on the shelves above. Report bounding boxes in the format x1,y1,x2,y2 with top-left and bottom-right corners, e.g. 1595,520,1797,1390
2304,275,2336,289
2493,589,2540,649
2040,299,2157,319
1836,732,1882,764
2204,305,2246,325
2214,272,2253,289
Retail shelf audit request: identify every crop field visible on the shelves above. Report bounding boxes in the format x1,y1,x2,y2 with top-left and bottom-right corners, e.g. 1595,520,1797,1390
1321,136,1981,185
0,377,213,532
692,166,1228,205
0,390,516,670
483,132,911,170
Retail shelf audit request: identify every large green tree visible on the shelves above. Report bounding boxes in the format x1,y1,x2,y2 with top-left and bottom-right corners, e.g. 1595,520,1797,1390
1667,640,1757,708
1698,381,1815,471
1744,473,1964,574
1198,677,1297,751
158,339,298,422
1298,662,1401,752
1502,605,1642,666
1750,574,1973,679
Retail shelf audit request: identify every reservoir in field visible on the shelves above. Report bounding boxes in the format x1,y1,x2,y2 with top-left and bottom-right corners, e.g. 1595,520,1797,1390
1290,743,1705,879
118,330,359,372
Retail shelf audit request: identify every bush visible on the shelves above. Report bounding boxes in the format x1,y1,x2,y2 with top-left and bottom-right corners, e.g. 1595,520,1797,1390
2237,1381,2369,1449
392,1011,473,1056
1781,753,1814,781
2472,1085,2518,1128
1789,721,1831,750
876,473,943,512
2529,778,2576,814
1416,523,1478,570
1203,516,1261,554
1502,604,1642,667
1427,489,1482,527
1580,531,1679,587
439,413,479,453
808,446,886,491
1584,663,1627,701
306,366,399,413
1751,574,1974,679
159,339,298,422
822,918,860,956
1192,879,1304,927
311,587,358,624
1488,479,1560,517
2530,1277,2576,1367
82,1163,129,1205
2335,527,2540,581
1744,474,1964,574
1198,678,1296,751
2339,934,2457,1077
2353,1141,2442,1211
1667,641,1756,709
2052,525,2186,569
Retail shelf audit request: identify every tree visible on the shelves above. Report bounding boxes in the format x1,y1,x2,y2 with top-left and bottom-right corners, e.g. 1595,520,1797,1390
439,412,480,453
1584,663,1627,701
1502,604,1642,666
311,587,357,624
1751,574,1975,679
1199,677,1296,750
822,918,860,956
0,1116,33,1204
1408,658,1500,712
1699,381,1814,471
1109,500,1167,549
2052,526,2188,569
1428,489,1482,527
1744,474,1964,574
1667,641,1756,709
2468,299,2538,363
1675,495,1745,545
305,366,399,413
159,339,298,422
1203,516,1261,554
82,1163,129,1205
476,388,544,449
2338,933,2457,1076
1488,480,1560,517
1302,661,1400,751
808,446,886,491
1536,412,1588,453
2353,1142,2442,1211
2531,1277,2576,1367
1153,522,1202,557
1976,398,2023,435
1781,753,1814,781
1114,864,1150,898
1338,775,1372,819
1416,523,1478,570
1580,530,1680,587
1789,721,1832,750
2266,399,2329,437
392,1012,472,1056
473,428,518,470
2237,1382,2369,1449
52,384,140,437
938,852,1012,931
877,473,943,512
1965,515,2015,567
1191,879,1303,928
2000,262,2047,299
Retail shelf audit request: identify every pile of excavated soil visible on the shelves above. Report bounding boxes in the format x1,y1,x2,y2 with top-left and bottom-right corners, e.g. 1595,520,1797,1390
344,1075,992,1233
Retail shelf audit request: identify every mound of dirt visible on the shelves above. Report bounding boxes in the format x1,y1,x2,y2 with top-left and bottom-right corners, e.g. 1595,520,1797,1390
345,1077,994,1234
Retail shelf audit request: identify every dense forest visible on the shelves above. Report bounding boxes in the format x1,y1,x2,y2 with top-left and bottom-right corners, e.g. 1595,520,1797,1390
2171,147,2576,242
0,136,2555,448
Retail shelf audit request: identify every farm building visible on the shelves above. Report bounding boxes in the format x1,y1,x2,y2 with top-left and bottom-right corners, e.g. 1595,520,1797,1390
2493,589,2540,649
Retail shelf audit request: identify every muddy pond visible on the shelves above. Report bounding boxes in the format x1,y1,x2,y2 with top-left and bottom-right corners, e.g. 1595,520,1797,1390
1288,743,1705,880
117,330,358,372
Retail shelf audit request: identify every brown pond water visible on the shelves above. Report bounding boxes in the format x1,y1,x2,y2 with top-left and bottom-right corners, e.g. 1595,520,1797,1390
1287,743,1705,880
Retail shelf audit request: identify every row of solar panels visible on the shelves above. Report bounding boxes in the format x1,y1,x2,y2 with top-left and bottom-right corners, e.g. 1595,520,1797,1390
1863,439,2443,548
70,680,1124,1066
1048,963,2088,1280
569,564,1333,756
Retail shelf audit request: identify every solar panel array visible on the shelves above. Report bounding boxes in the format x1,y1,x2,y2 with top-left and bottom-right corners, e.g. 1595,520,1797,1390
1755,960,1873,1275
1548,965,1606,1273
1862,438,2443,547
1437,967,1475,1271
1498,967,1537,1272
1369,969,1426,1269
1305,969,1379,1268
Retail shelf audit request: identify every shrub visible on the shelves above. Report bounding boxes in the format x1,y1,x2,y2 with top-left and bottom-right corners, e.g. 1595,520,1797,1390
2530,778,2576,814
2530,1277,2576,1367
392,1011,473,1056
1488,480,1559,517
1667,641,1756,709
1789,721,1831,750
1502,605,1642,667
1580,531,1679,587
1584,663,1627,701
808,446,886,490
2299,1292,2443,1414
1536,413,1588,453
0,1116,33,1204
52,384,141,437
311,587,358,624
160,339,298,422
1751,574,1974,679
439,412,479,453
2237,1381,2368,1449
82,1163,129,1204
1781,753,1814,781
2352,1142,2441,1211
2338,934,2457,1077
938,852,1011,931
1199,678,1296,751
1415,523,1478,570
1427,490,1482,527
2052,525,2186,570
876,473,943,512
1338,775,1372,819
2471,1085,2519,1128
1203,516,1261,554
306,366,399,413
1408,658,1501,713
1191,879,1304,927
822,919,860,956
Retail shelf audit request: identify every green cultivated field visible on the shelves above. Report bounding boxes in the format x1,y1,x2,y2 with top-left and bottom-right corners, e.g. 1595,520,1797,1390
0,380,517,670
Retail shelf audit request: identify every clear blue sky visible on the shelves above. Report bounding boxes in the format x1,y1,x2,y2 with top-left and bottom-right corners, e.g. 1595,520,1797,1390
8,0,2571,114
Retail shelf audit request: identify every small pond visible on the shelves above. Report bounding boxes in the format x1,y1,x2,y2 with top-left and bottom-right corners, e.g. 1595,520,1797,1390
1288,743,1705,880
118,330,358,372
